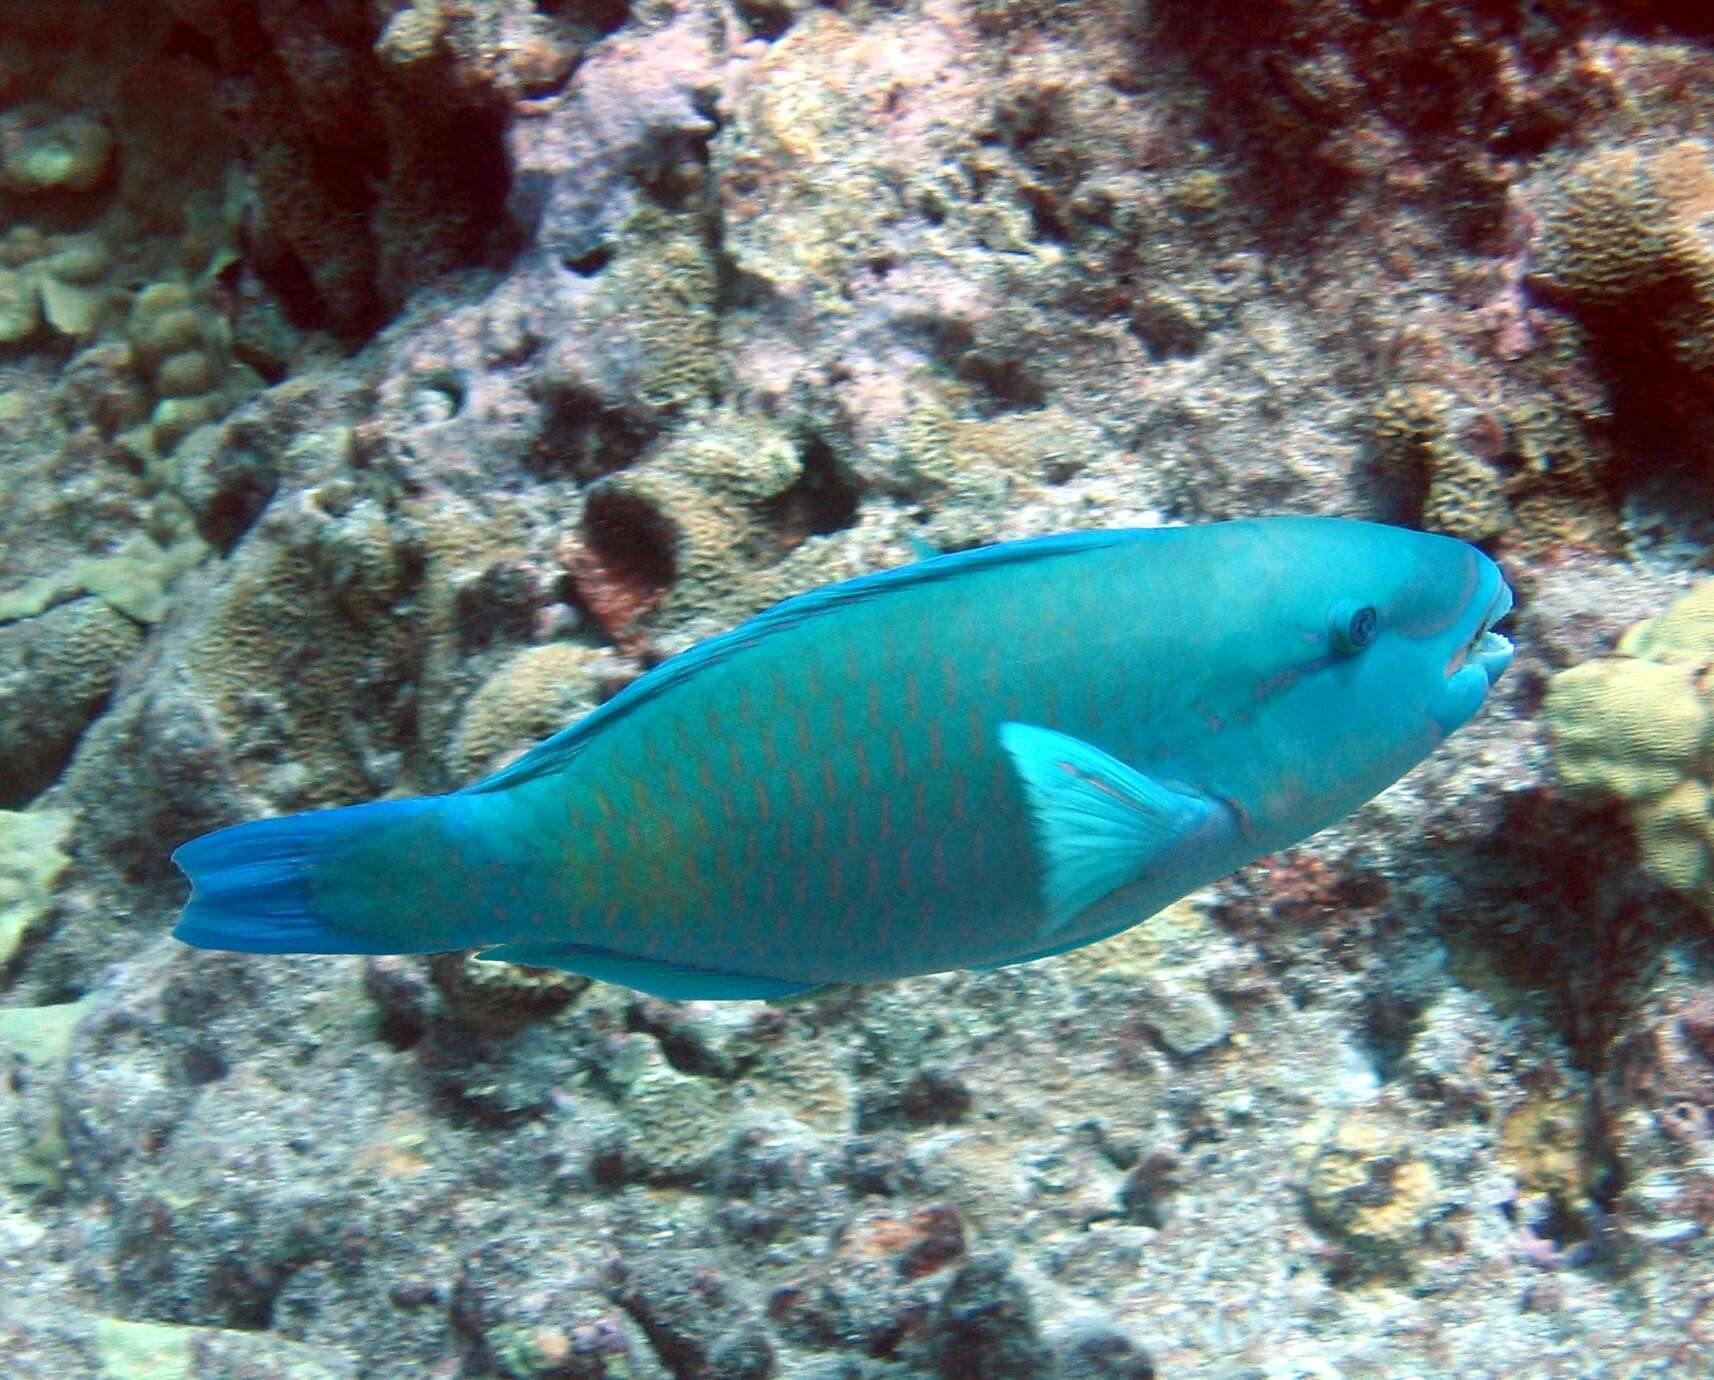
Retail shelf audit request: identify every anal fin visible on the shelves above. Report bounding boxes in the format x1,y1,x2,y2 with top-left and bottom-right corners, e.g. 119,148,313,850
477,941,821,1002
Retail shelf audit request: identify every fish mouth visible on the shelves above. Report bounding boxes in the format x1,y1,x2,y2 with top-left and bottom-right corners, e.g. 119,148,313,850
1449,578,1515,685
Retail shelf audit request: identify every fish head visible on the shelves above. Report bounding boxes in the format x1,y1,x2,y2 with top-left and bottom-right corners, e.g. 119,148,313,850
1203,518,1513,851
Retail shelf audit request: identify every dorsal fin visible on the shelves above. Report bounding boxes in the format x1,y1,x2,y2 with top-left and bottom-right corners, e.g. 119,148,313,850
462,528,1146,794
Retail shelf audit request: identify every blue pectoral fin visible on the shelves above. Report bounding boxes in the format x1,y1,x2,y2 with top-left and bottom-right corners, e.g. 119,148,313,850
476,942,821,1002
997,722,1221,937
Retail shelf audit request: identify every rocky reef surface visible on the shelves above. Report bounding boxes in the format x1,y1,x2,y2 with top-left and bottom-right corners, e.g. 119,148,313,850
4,0,1714,1375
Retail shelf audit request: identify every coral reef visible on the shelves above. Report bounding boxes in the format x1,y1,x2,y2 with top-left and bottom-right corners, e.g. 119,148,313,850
0,1306,357,1379
5,0,1714,1377
447,641,619,780
565,409,857,641
122,279,260,460
179,477,424,805
1368,383,1512,543
1301,1106,1444,1267
156,0,552,334
427,951,586,1033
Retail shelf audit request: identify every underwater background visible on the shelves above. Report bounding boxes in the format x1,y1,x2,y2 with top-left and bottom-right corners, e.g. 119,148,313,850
2,0,1713,1375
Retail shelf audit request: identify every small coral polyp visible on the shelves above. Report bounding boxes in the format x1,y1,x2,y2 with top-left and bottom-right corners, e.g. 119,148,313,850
1545,581,1714,900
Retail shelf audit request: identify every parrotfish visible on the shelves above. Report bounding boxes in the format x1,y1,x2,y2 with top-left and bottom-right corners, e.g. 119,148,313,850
173,517,1514,1000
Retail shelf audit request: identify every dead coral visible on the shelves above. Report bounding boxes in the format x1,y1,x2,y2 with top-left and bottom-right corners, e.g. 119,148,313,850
429,951,586,1033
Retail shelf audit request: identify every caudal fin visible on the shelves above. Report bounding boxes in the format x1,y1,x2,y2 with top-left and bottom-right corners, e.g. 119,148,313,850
172,797,453,955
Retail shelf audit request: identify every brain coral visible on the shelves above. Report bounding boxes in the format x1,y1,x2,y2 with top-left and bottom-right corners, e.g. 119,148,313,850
1529,139,1714,377
1544,580,1714,899
0,598,142,806
183,479,421,804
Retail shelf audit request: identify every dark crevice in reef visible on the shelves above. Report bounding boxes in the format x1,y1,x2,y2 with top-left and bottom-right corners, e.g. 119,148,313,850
1524,291,1714,543
535,0,631,40
763,435,863,544
575,485,680,616
897,313,1049,417
736,0,796,41
1141,0,1601,245
166,5,518,342
1356,985,1428,1085
529,384,656,481
1435,789,1687,1080
1612,0,1714,37
563,244,614,277
955,349,1048,416
160,18,221,68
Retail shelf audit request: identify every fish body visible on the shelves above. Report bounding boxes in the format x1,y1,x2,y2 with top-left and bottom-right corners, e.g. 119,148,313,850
174,517,1513,999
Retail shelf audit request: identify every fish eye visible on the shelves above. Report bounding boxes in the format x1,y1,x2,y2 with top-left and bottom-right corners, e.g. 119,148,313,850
1328,600,1378,655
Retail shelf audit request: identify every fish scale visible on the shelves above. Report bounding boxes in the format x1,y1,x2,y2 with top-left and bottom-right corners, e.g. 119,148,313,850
562,545,1138,966
173,518,1514,1000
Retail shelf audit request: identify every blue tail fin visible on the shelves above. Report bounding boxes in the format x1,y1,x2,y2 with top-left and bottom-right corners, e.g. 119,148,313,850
172,797,450,955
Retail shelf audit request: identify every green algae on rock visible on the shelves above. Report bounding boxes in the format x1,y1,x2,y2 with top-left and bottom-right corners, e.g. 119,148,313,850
0,997,88,1191
0,1308,357,1380
0,809,73,966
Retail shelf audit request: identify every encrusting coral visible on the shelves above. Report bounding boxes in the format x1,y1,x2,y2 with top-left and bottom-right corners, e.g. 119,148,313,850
1300,1107,1443,1266
1544,580,1714,902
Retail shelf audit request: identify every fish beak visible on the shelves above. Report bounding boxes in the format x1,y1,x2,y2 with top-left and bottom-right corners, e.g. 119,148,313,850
1446,579,1515,686
1469,580,1515,686
1431,579,1514,736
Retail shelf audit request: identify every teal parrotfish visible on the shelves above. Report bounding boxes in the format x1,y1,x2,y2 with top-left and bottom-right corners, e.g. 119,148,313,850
173,517,1514,1000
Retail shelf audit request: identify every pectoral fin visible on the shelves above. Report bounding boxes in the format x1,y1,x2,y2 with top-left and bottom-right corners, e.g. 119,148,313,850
997,721,1220,936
